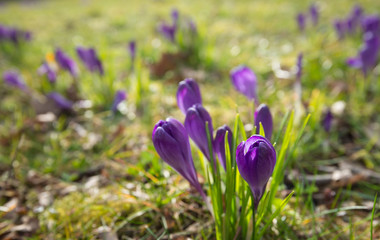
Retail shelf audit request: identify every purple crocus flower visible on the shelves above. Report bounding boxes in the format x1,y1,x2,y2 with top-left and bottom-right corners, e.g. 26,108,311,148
128,40,136,63
361,15,380,36
236,135,276,209
347,5,363,33
3,71,27,90
309,4,319,26
213,125,233,171
111,90,127,113
171,9,179,25
296,53,303,81
322,109,333,132
152,118,206,199
47,92,73,110
55,48,79,77
334,19,346,40
254,104,273,141
76,47,104,75
38,63,57,83
230,65,258,103
347,33,380,76
158,22,177,42
297,13,306,32
176,78,202,115
184,104,213,161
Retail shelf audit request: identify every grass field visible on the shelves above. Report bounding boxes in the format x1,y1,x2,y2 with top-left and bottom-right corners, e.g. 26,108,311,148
1,0,380,239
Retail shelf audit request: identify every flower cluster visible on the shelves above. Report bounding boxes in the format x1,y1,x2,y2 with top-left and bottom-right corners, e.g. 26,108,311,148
153,77,276,210
296,3,319,31
0,24,31,44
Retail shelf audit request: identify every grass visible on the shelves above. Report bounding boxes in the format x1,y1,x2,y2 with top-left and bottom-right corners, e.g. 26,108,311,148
0,0,379,239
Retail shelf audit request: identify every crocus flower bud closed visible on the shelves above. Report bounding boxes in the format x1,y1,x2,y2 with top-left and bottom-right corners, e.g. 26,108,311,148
184,104,213,161
296,53,303,82
176,78,202,115
236,135,276,208
334,19,346,40
152,118,205,197
254,104,273,140
309,4,319,26
297,13,306,32
111,90,127,113
158,23,177,42
230,65,258,103
322,109,333,132
213,125,233,170
76,47,104,75
47,92,73,110
3,71,27,90
128,41,136,63
55,49,79,77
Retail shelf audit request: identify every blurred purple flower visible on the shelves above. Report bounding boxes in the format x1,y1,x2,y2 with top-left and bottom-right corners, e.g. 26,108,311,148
171,9,179,25
230,65,258,103
334,19,346,40
309,4,319,26
55,49,79,77
236,135,276,209
361,15,380,36
296,53,303,81
3,71,27,90
184,104,213,161
47,92,73,110
347,33,380,76
254,104,273,140
158,22,177,42
347,5,363,33
152,118,206,198
111,90,127,113
128,40,136,63
213,125,233,171
297,13,306,32
322,109,333,132
38,63,57,83
176,78,202,115
0,25,31,44
76,47,104,75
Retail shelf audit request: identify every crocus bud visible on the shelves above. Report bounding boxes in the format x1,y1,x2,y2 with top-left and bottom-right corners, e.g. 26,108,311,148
152,118,205,197
297,13,306,32
171,9,179,25
334,19,346,40
176,78,202,115
254,104,273,140
296,53,303,82
236,135,276,208
309,4,319,26
55,48,79,77
184,104,213,161
158,22,177,42
322,109,333,132
76,47,104,75
230,65,258,103
213,125,233,170
47,92,73,110
111,90,127,113
3,71,27,90
128,40,136,63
